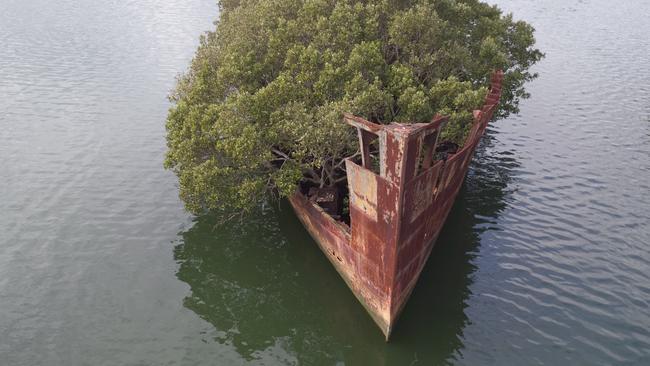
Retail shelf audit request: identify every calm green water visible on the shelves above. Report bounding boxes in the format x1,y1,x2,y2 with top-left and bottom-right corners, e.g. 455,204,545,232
1,0,649,364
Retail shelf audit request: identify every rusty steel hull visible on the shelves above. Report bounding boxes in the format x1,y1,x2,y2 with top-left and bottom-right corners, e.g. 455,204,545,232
289,72,503,340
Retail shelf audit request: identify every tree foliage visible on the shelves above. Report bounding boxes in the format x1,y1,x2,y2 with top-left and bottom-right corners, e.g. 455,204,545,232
165,0,542,215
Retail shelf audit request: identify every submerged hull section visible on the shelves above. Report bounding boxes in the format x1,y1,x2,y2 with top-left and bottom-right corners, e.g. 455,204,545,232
289,72,503,339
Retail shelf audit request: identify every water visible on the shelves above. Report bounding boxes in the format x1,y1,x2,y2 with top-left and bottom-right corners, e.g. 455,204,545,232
1,0,649,364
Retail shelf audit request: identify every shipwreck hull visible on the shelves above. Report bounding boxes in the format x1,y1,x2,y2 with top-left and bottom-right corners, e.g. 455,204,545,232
289,71,503,339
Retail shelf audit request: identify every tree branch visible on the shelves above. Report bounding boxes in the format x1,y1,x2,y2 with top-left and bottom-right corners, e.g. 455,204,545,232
271,148,290,160
333,175,348,184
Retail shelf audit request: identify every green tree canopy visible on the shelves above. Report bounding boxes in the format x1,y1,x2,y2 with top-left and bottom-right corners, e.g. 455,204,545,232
165,0,542,216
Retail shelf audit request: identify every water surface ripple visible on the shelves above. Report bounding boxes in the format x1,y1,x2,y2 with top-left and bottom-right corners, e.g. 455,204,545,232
1,0,649,365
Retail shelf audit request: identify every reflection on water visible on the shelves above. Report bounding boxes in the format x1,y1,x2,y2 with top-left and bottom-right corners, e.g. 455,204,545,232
174,134,517,364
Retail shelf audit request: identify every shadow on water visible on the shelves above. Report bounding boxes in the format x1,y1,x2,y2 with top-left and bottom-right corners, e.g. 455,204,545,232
173,130,518,365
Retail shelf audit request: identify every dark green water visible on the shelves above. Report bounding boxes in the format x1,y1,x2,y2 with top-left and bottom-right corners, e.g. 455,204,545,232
1,0,649,364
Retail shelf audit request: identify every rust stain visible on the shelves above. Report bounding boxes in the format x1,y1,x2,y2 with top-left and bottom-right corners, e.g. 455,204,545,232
346,160,379,220
289,71,504,340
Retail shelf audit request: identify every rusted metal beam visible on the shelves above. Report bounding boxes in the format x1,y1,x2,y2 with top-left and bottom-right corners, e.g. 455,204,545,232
343,113,383,134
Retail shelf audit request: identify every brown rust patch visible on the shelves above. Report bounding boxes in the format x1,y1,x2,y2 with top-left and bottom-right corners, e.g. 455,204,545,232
346,160,379,220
